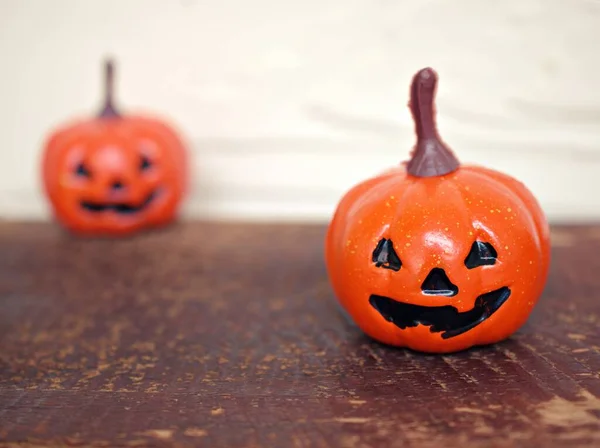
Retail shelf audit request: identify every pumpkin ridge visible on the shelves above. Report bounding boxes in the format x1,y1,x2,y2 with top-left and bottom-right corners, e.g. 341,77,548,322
377,174,421,282
325,170,401,263
387,173,421,236
464,165,549,250
344,171,408,225
458,167,543,255
462,166,551,296
445,176,475,231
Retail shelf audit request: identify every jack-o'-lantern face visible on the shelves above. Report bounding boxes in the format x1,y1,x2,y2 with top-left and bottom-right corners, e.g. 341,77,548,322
327,168,549,353
325,68,550,353
43,117,186,235
370,238,508,341
41,60,187,236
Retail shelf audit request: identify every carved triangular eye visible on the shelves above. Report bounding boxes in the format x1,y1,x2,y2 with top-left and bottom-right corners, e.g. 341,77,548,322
372,238,402,271
140,155,152,171
465,241,497,269
75,162,91,178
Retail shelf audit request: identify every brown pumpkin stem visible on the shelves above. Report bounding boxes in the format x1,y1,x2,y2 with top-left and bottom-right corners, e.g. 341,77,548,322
98,59,120,118
406,67,459,177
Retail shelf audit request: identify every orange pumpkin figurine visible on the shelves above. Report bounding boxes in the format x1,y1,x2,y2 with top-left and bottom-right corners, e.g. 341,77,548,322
42,59,188,236
325,67,550,353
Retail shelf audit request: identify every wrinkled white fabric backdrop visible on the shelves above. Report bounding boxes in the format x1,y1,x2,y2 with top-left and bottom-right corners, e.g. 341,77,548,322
0,0,598,221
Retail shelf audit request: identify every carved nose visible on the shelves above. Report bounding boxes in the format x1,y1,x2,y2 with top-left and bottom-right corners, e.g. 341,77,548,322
421,268,458,297
111,180,125,191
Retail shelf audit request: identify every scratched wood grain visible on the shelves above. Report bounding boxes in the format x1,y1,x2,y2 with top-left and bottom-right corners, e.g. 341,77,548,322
0,222,599,447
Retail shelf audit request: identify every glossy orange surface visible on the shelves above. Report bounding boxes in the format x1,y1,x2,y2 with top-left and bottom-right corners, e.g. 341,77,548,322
325,68,550,353
41,61,188,236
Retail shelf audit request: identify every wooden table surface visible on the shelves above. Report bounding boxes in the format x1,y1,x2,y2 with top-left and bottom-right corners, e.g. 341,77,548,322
0,222,599,447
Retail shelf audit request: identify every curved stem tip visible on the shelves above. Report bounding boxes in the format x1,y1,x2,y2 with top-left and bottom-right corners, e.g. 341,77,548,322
406,67,459,177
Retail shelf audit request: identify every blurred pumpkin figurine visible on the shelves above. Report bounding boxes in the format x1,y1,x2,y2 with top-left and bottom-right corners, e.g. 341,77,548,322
41,59,188,236
325,67,550,354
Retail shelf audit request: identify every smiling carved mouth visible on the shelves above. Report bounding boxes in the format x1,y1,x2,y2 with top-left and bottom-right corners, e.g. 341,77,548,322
80,191,157,214
369,287,511,339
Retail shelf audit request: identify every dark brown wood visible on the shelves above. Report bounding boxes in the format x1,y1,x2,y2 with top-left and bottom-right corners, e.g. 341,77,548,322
1,222,599,447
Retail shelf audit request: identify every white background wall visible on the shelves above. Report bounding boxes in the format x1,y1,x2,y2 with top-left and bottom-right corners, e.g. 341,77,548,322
1,0,599,222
